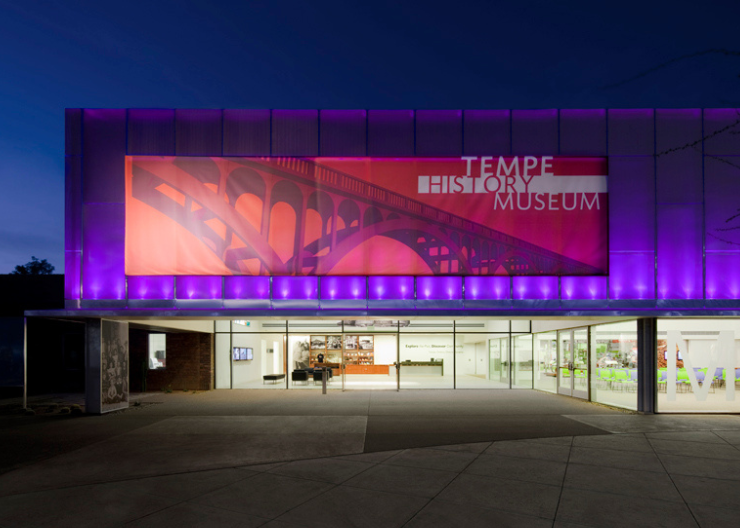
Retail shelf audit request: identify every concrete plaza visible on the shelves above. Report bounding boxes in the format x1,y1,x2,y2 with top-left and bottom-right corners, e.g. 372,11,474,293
1,390,740,527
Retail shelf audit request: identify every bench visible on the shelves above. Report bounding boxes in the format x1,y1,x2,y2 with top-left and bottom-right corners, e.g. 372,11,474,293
263,373,286,384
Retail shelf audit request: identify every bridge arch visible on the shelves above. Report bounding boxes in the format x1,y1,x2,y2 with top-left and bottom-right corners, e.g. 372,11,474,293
363,206,383,227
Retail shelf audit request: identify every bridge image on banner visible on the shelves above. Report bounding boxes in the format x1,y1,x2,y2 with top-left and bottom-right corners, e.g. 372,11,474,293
125,156,607,276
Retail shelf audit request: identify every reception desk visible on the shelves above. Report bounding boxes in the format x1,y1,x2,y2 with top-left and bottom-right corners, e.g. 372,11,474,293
345,364,390,375
401,361,444,376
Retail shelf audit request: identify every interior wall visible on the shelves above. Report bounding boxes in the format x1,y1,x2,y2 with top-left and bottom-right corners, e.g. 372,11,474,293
531,318,622,334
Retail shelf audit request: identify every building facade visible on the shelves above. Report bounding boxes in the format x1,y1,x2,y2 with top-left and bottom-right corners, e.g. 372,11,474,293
27,108,740,413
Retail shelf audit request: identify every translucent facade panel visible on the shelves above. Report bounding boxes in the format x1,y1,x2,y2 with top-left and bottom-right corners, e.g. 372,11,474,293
127,109,175,155
82,109,126,203
368,110,415,156
657,204,703,299
462,110,510,155
706,253,740,300
608,157,655,252
512,109,558,155
127,276,174,300
512,334,533,389
214,333,231,389
559,109,606,156
609,252,655,300
560,277,607,300
704,109,740,155
657,319,740,413
590,320,638,410
513,277,558,300
705,156,740,252
456,334,509,389
656,109,702,203
415,110,462,157
82,204,125,299
608,109,654,155
319,110,367,156
175,109,222,156
399,334,453,389
223,109,271,156
533,332,557,394
271,110,319,156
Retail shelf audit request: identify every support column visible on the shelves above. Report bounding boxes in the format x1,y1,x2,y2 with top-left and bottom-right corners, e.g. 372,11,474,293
23,317,27,410
85,319,102,414
637,318,657,414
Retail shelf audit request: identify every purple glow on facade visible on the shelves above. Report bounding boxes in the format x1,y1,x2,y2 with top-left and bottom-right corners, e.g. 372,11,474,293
464,276,510,300
64,251,81,299
320,276,366,300
706,253,740,299
609,252,655,300
272,276,318,300
513,277,558,300
127,276,174,300
560,276,607,300
368,276,414,300
176,276,222,300
416,276,462,300
65,108,740,312
224,276,270,300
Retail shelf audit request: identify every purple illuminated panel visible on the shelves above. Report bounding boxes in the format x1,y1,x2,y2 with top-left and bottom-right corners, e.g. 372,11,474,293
128,276,174,300
224,276,270,300
416,276,462,300
272,110,319,156
272,276,318,300
369,276,414,300
175,109,222,156
706,253,740,299
463,110,510,155
175,276,222,300
82,109,126,204
609,157,655,252
657,205,702,299
656,109,702,203
223,109,271,156
704,109,740,155
560,276,607,300
321,276,366,300
464,276,510,300
368,110,414,156
608,109,654,155
127,109,175,155
319,110,367,156
65,155,82,253
513,277,558,300
415,110,462,156
64,251,81,300
512,109,558,155
609,252,655,300
82,204,125,300
559,109,606,156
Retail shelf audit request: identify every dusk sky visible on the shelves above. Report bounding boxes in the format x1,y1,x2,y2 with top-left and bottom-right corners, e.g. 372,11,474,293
0,0,738,273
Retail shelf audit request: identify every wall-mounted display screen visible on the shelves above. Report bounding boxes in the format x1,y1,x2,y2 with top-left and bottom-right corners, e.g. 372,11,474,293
125,156,607,277
233,347,253,361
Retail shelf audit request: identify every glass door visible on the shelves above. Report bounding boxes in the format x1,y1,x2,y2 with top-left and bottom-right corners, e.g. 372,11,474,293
557,328,589,399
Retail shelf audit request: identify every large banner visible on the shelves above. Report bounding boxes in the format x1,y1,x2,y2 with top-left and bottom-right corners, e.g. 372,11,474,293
125,156,607,276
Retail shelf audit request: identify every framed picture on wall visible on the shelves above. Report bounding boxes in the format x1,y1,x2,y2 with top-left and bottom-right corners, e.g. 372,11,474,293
359,336,374,350
344,335,358,350
310,335,326,350
327,335,342,350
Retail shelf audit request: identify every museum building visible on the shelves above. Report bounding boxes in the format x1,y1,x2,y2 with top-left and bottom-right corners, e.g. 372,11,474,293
24,108,740,414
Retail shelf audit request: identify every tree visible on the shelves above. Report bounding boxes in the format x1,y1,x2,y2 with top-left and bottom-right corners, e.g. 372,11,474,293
11,256,55,275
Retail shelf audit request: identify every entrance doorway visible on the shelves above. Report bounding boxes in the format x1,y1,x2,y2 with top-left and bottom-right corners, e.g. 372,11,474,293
557,328,589,399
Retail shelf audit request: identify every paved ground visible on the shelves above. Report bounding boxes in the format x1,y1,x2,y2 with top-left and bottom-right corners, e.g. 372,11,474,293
1,390,739,527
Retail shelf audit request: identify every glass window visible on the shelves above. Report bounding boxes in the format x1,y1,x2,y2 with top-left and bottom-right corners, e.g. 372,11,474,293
456,334,509,388
232,333,285,389
489,336,510,387
512,334,533,389
534,332,557,393
399,334,453,388
590,320,638,410
657,319,740,413
148,334,166,370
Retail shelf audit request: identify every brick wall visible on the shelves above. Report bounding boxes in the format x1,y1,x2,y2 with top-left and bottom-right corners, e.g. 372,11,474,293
130,329,213,392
